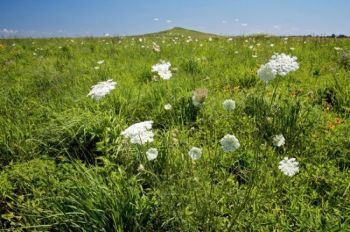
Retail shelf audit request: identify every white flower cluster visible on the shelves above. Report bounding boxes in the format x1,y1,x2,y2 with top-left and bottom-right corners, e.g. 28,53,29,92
146,148,158,161
223,99,236,111
268,53,299,76
278,157,299,176
87,79,117,101
164,104,172,110
257,53,299,82
272,134,285,147
188,147,202,160
121,121,154,145
151,61,172,80
220,134,240,152
257,64,276,82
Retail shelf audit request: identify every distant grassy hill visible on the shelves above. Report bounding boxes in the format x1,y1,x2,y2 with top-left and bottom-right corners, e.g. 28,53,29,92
137,27,220,38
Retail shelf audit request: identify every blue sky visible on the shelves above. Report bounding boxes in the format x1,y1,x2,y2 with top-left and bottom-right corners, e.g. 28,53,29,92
0,0,349,37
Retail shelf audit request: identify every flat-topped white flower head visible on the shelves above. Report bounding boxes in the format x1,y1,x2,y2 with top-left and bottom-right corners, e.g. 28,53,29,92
258,53,299,81
87,79,116,101
146,148,158,161
97,60,104,65
267,53,299,76
279,157,299,176
188,147,202,160
164,104,172,110
257,64,277,82
121,121,154,145
273,134,285,147
151,61,172,80
223,99,236,111
220,134,240,152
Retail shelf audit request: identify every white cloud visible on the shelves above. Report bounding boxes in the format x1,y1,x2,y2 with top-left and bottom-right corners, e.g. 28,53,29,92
0,28,18,37
235,18,239,22
166,19,172,23
0,28,18,34
222,20,227,24
153,18,159,21
241,23,248,27
273,25,280,29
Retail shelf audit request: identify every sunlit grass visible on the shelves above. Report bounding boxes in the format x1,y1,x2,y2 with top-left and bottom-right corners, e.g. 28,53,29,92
1,30,350,231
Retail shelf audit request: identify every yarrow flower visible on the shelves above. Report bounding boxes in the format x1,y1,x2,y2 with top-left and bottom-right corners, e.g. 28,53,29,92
151,61,172,80
97,60,105,65
188,147,202,160
121,121,154,145
223,99,236,111
257,64,276,82
192,88,208,107
164,104,172,110
220,134,240,152
146,148,158,161
87,79,117,101
257,53,299,82
272,134,285,147
278,157,299,176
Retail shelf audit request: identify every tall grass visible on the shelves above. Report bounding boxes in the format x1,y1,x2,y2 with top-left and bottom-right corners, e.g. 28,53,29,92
1,33,350,231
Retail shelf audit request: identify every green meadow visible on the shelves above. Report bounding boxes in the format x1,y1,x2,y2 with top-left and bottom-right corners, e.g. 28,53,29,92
1,28,350,231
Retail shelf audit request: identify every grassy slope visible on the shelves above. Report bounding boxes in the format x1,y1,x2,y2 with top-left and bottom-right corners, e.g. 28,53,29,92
138,27,221,38
0,29,350,231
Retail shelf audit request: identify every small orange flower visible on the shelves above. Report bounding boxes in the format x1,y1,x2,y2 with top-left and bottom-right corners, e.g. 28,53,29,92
335,117,343,124
327,122,335,129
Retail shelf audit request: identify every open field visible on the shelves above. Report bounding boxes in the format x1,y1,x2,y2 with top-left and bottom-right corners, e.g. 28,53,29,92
1,28,350,231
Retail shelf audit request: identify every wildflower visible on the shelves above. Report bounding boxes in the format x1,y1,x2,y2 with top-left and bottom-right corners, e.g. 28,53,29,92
272,134,285,147
87,79,116,101
278,157,299,176
258,53,299,80
188,147,202,160
192,88,208,107
121,121,154,145
137,164,145,172
223,99,236,111
220,134,240,152
164,104,172,110
152,42,160,52
146,148,158,161
151,61,172,80
97,60,104,65
208,37,213,41
327,122,335,129
268,53,299,76
335,117,343,124
94,66,100,70
257,64,276,82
